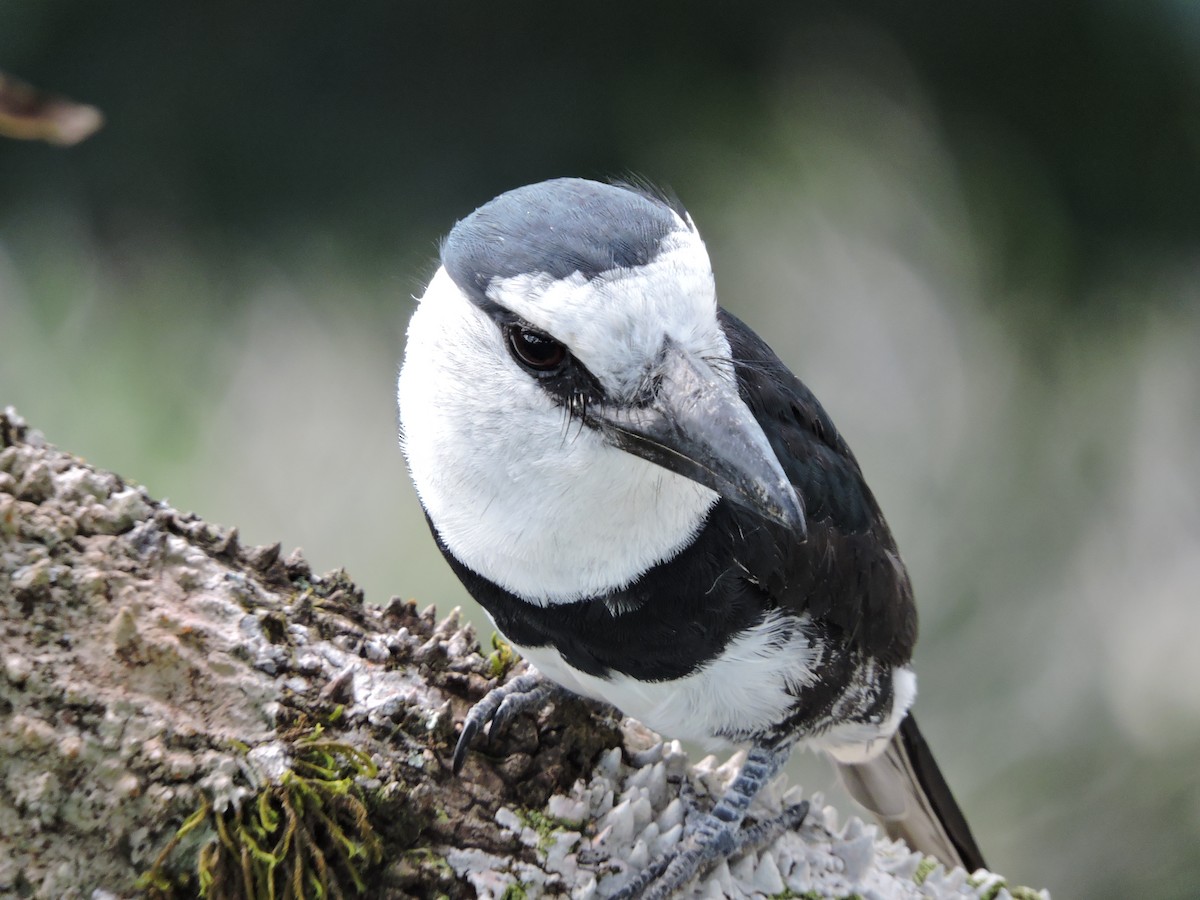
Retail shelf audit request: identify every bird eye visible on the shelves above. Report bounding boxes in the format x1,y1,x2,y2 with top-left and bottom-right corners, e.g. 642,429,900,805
506,325,567,372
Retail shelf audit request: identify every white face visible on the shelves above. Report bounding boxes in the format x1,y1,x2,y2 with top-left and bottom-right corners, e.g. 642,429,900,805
397,228,732,605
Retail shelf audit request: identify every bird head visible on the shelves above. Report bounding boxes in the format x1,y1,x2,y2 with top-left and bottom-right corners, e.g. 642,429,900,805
398,178,804,604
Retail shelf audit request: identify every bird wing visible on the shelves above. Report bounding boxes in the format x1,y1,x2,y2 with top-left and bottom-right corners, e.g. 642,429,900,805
719,308,917,666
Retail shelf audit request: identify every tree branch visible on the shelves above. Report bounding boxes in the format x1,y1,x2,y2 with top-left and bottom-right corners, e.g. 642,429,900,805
0,408,1044,899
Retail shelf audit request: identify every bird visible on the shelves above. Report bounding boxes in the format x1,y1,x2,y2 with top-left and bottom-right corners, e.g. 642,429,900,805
396,177,986,898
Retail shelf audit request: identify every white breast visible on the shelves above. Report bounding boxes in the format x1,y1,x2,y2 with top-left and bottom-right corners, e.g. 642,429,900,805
512,611,825,748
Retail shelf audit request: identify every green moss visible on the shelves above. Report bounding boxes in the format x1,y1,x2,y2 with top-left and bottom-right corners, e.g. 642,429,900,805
486,632,518,679
514,807,582,853
500,884,530,900
518,807,580,834
139,727,383,898
1009,888,1045,899
913,856,939,885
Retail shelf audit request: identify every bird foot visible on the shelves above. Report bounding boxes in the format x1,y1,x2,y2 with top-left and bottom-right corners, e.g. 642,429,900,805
606,742,801,899
452,670,562,773
606,799,809,900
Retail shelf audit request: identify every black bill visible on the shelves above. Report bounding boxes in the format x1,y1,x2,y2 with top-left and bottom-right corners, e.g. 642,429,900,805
588,337,807,538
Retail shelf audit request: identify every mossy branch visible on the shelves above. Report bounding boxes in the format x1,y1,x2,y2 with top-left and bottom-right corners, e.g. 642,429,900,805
0,408,1046,900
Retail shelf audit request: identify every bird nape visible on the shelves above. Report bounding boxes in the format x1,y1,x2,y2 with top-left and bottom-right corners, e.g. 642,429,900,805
397,177,986,898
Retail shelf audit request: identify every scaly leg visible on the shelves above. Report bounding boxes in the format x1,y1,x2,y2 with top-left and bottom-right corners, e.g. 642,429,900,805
452,671,563,773
608,741,798,900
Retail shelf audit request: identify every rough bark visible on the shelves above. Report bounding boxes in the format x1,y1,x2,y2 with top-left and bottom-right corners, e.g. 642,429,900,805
0,408,1044,900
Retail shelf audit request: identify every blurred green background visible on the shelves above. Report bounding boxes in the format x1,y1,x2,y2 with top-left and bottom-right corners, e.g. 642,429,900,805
3,2,1199,896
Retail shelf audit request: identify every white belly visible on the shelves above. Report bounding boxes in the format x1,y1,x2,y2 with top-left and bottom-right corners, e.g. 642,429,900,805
512,609,917,759
515,610,828,748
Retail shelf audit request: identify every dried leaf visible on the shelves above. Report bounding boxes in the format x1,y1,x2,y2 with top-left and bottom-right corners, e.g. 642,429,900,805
0,71,104,146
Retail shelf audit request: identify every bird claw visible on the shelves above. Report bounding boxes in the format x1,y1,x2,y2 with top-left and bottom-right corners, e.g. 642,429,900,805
606,843,698,900
605,800,809,899
490,685,544,741
452,671,560,774
732,798,810,856
605,743,801,899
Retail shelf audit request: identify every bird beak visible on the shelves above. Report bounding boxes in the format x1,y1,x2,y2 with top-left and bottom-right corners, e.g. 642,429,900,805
589,338,807,538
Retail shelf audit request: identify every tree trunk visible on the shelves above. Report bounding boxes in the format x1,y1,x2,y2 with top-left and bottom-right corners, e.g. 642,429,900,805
0,408,1042,900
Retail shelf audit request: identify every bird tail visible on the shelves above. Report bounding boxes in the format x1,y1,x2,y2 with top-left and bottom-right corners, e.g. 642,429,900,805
836,713,987,872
